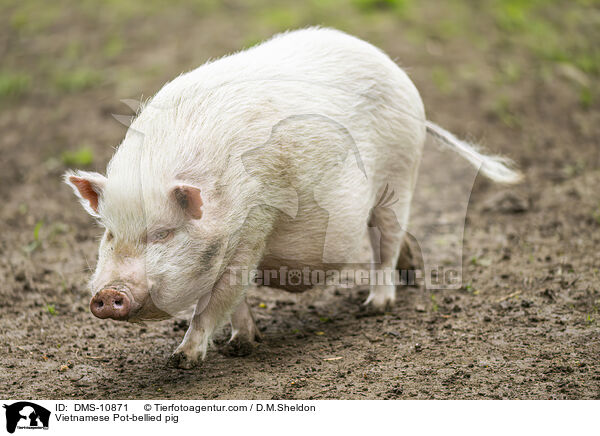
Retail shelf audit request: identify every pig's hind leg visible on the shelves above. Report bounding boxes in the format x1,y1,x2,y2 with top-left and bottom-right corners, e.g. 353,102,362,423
220,298,261,357
365,186,411,311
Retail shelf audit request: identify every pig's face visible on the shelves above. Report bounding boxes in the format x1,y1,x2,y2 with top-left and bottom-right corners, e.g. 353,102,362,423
64,169,224,322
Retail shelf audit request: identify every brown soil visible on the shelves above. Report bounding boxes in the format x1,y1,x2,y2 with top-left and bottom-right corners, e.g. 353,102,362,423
1,1,599,399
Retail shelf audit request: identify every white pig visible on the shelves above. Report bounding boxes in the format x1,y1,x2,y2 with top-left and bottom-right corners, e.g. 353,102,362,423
64,27,520,368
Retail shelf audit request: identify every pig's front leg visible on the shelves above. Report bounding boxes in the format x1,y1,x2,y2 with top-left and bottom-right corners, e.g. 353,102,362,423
168,207,271,369
221,297,261,357
168,269,245,369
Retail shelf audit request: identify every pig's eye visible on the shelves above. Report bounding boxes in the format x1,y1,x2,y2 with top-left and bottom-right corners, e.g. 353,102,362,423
150,229,174,243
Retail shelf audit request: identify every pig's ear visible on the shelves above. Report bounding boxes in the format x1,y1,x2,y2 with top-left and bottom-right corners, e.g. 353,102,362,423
63,170,107,217
171,184,203,219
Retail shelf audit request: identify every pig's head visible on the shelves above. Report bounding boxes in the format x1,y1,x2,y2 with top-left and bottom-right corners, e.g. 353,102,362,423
64,166,225,323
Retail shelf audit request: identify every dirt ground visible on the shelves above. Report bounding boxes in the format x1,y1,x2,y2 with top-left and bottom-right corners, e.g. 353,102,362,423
1,0,599,399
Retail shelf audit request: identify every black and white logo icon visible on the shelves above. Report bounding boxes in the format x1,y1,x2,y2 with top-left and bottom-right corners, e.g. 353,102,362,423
2,402,50,434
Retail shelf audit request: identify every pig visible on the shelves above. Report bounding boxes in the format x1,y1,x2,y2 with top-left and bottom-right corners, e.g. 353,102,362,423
64,27,521,368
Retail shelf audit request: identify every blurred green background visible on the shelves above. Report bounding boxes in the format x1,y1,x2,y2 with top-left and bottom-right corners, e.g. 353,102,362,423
1,0,597,101
0,0,598,170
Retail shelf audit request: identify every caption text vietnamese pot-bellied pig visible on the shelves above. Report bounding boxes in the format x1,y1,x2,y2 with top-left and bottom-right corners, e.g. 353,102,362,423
65,28,520,368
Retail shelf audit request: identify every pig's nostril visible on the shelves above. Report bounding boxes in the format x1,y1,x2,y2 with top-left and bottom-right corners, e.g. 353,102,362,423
90,288,131,320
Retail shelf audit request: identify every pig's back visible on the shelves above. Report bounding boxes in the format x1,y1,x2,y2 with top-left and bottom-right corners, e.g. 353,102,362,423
118,28,426,259
151,27,424,128
145,26,426,174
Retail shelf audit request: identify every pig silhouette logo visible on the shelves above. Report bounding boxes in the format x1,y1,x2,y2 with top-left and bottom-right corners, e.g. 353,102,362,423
2,402,50,433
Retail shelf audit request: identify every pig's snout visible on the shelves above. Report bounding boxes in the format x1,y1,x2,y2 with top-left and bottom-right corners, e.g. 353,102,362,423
90,288,131,320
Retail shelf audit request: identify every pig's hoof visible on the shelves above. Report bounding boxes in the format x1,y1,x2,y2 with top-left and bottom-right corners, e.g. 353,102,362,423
364,285,396,313
167,351,199,369
220,336,256,357
360,301,391,317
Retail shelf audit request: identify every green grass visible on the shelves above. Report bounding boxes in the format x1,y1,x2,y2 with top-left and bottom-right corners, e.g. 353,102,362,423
496,60,522,84
61,146,94,167
33,220,43,241
492,96,521,127
0,72,31,99
464,283,479,295
242,34,265,49
1,0,598,112
430,293,438,312
470,256,492,267
490,0,599,76
352,0,411,16
561,159,586,178
492,0,535,31
431,67,453,94
103,34,125,58
45,304,57,316
63,41,83,61
24,220,43,253
53,69,103,93
592,206,600,226
579,87,594,109
9,1,62,35
261,7,304,30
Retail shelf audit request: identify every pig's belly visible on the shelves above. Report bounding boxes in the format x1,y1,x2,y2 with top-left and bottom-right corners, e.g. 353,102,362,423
259,214,372,292
257,255,370,293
